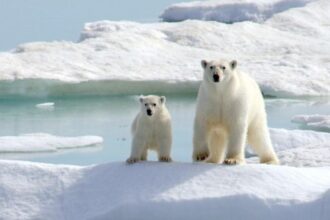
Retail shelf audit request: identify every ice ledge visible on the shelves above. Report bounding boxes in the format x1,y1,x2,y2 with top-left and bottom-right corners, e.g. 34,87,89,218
160,0,314,23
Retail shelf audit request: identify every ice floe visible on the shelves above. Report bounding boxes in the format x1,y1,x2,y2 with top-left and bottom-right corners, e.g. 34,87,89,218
0,133,103,153
292,114,330,131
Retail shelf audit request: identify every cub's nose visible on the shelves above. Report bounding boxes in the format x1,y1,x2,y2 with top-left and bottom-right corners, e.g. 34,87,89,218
213,74,220,82
147,109,152,116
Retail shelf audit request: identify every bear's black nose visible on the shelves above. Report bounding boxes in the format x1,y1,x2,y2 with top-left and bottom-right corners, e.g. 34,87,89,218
147,109,152,116
213,74,220,82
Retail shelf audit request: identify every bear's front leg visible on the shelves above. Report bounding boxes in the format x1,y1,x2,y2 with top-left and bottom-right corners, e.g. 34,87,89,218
193,118,209,161
205,130,227,164
224,124,247,165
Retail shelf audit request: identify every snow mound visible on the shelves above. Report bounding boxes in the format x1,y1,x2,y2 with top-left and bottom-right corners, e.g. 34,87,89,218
0,161,329,220
247,128,330,166
160,0,314,23
269,128,330,152
292,114,330,131
0,0,329,97
277,143,330,167
0,133,103,153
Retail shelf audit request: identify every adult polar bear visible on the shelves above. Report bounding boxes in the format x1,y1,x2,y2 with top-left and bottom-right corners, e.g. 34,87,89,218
193,59,279,165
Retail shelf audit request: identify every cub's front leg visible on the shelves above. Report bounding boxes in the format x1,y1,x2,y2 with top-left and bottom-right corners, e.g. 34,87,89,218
126,134,146,164
158,126,173,162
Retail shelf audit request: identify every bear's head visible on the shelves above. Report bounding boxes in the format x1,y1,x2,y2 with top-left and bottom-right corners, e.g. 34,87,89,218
139,95,166,117
201,59,237,84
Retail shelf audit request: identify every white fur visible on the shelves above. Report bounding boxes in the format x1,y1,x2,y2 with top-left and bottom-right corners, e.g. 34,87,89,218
193,59,279,165
127,95,172,164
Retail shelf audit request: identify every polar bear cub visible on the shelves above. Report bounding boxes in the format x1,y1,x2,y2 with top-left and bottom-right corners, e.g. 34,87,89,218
193,59,279,165
126,95,172,164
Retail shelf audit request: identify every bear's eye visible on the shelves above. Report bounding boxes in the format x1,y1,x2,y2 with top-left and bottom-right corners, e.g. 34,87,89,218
152,103,156,107
221,66,226,70
145,103,148,107
210,66,214,70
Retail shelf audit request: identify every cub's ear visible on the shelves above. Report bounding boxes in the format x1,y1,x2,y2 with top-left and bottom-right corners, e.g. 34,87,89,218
139,95,144,103
230,60,237,70
201,60,208,69
160,96,166,104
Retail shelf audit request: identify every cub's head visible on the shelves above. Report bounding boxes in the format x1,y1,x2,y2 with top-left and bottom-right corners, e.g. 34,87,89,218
201,59,237,84
139,95,166,117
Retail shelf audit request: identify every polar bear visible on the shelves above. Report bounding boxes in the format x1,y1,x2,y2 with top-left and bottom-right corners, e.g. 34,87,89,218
126,95,172,164
193,59,279,165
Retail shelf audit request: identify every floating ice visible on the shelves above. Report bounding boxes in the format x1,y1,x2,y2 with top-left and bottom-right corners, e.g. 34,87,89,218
0,133,103,153
36,102,55,110
292,114,330,131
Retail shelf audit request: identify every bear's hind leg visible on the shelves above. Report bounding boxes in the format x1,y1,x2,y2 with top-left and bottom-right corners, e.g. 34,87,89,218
247,121,279,165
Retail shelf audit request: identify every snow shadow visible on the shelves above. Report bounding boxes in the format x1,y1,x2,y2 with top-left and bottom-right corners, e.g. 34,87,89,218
34,162,218,219
98,190,330,220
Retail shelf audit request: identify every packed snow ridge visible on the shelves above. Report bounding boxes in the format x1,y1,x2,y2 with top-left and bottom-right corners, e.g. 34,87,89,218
0,161,329,220
0,133,103,153
160,0,315,23
292,114,330,132
0,0,329,97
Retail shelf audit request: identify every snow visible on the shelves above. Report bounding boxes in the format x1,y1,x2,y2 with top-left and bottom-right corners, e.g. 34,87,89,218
292,114,330,131
269,128,330,152
0,133,103,153
0,161,329,219
160,0,314,23
0,0,330,97
247,128,330,166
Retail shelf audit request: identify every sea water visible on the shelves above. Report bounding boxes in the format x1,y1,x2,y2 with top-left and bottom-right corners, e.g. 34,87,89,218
0,95,329,165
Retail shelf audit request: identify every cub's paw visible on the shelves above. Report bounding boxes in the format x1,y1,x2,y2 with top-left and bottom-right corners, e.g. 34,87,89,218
159,156,172,162
193,152,209,161
126,157,139,164
224,158,245,165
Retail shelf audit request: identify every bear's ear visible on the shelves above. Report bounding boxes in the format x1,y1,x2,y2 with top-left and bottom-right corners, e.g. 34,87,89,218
230,60,237,70
139,95,144,103
160,96,166,104
201,60,208,69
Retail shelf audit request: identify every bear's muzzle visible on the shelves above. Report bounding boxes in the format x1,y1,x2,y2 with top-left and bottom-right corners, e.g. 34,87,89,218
213,74,220,82
147,109,152,116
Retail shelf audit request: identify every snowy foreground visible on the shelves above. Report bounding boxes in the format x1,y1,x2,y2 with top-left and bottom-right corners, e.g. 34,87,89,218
0,133,103,153
0,0,330,97
0,128,329,219
0,161,329,220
